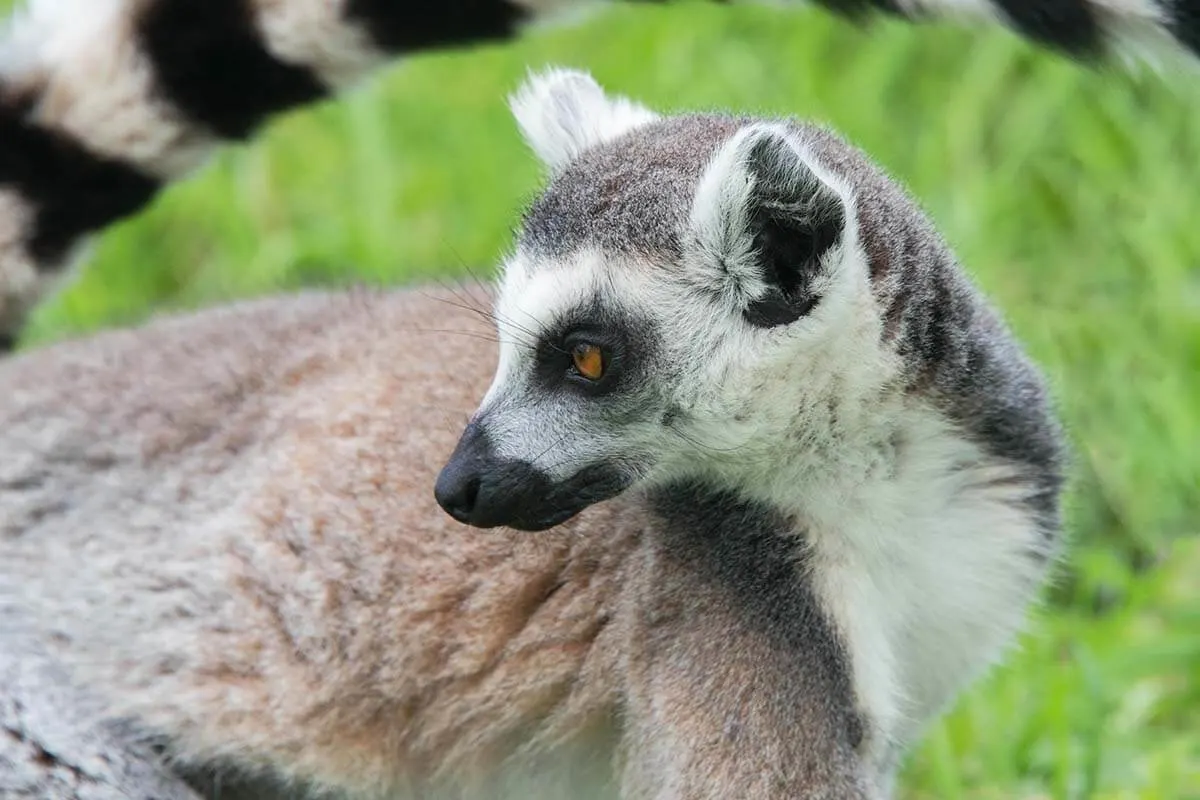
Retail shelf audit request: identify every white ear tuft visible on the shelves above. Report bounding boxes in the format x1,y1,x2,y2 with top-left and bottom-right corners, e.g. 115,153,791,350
508,67,658,170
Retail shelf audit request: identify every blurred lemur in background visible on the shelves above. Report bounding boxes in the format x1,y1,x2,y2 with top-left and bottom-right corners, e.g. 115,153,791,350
3,0,1185,797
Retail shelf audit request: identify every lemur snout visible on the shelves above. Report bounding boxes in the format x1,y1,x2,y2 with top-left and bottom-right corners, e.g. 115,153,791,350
434,422,550,529
436,421,634,531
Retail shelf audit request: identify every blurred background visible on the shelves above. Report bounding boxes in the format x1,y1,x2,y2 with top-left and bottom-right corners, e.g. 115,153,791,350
10,1,1199,797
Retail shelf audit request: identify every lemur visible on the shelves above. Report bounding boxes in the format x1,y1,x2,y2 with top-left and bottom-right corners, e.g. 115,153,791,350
1,0,1199,351
1,62,1064,798
0,0,1168,797
1,0,1142,796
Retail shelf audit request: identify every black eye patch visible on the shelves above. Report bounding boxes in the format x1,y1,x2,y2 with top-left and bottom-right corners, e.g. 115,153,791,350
534,324,625,395
529,297,656,398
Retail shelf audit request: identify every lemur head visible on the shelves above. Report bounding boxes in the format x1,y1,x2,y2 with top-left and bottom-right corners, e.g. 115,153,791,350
435,69,919,531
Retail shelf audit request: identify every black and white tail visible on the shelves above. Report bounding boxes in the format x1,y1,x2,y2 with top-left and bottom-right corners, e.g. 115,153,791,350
820,0,1199,61
0,0,585,346
0,0,1193,350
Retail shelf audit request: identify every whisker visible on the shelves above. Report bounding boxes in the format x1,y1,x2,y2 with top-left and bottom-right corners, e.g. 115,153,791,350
531,434,570,467
424,267,569,357
425,285,492,324
395,327,507,346
421,290,487,320
424,286,544,348
666,423,752,456
453,262,499,312
444,276,494,320
421,293,541,350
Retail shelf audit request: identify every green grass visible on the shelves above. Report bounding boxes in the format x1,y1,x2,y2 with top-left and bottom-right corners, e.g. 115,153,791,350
11,2,1200,797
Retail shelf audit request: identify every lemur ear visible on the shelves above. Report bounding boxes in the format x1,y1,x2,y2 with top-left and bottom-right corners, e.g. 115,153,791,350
689,124,848,328
509,68,658,171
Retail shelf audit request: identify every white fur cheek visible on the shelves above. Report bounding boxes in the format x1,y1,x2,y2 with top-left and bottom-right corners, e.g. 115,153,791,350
483,400,561,469
480,257,536,410
480,251,611,471
482,395,629,482
480,266,528,412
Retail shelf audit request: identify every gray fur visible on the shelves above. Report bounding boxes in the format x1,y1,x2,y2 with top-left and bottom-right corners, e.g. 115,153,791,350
0,614,201,800
477,78,1068,784
522,115,746,258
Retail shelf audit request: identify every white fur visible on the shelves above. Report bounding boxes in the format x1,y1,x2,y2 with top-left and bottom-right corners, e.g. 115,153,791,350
1,0,212,178
0,0,121,76
485,247,634,478
250,0,387,89
0,190,94,337
686,126,767,306
668,220,1048,775
891,0,1003,21
492,229,1049,782
509,68,658,171
765,397,1049,769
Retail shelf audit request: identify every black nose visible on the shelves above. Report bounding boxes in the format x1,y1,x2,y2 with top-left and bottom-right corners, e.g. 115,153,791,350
433,464,482,524
434,422,552,529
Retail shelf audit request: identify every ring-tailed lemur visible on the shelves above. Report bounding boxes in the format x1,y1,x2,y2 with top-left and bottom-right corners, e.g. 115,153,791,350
0,0,1196,349
1,68,1063,799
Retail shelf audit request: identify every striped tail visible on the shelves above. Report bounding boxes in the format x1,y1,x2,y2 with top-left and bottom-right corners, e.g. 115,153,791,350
0,0,1194,350
0,0,580,348
815,0,1198,61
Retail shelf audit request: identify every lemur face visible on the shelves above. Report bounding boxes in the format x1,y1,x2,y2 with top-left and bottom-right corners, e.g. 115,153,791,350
436,70,882,531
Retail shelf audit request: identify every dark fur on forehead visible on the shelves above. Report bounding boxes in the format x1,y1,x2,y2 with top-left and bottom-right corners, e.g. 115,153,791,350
521,114,747,258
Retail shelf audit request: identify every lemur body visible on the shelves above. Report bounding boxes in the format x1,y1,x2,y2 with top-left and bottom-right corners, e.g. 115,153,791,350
1,64,1064,798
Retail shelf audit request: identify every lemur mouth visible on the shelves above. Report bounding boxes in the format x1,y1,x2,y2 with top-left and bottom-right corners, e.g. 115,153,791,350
434,424,632,531
504,506,579,533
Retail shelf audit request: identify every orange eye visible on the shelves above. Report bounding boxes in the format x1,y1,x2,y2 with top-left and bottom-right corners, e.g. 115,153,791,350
571,342,605,381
